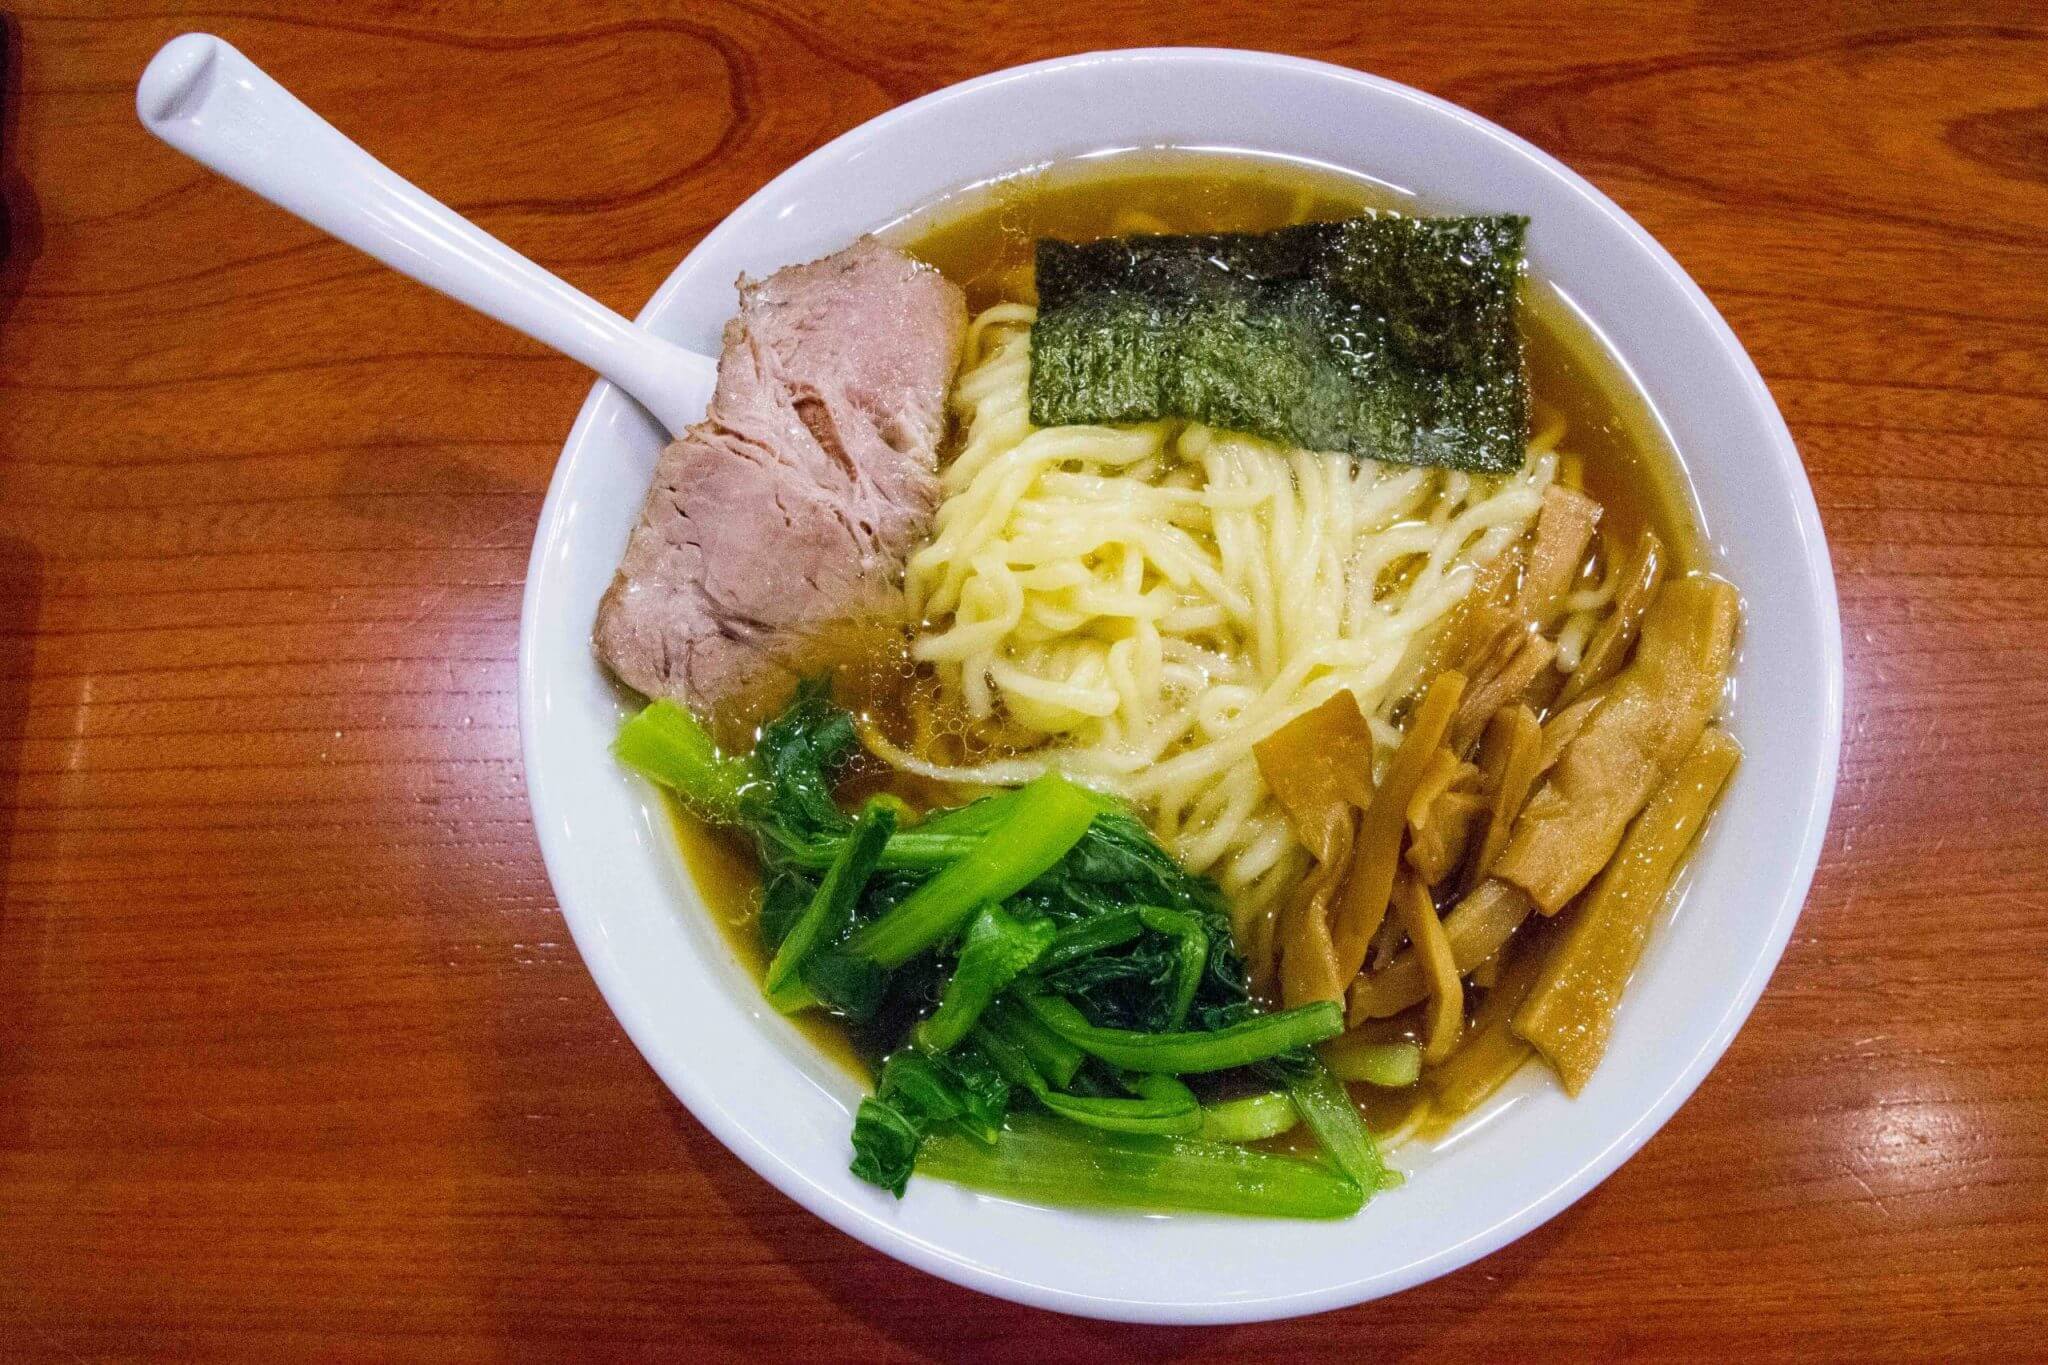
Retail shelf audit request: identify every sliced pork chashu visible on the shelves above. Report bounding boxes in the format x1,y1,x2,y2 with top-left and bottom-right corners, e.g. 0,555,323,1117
595,240,968,728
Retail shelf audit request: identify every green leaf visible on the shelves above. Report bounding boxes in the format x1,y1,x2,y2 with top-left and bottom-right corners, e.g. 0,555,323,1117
848,1096,922,1197
757,870,814,952
970,1020,1199,1137
877,1052,965,1125
1134,905,1208,1030
763,801,895,996
799,947,888,1022
1016,803,1254,1035
916,904,1057,1053
938,1042,1010,1145
977,997,1085,1089
1038,909,1144,971
969,1017,1047,1094
1287,1058,1396,1195
611,698,756,823
849,1048,1017,1194
746,678,858,864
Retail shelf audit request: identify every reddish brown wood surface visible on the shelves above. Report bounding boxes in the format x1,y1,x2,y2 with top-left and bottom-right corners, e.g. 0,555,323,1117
3,2,2044,1358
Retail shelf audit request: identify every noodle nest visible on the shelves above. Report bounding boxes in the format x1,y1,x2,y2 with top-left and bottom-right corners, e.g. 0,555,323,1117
878,303,1564,950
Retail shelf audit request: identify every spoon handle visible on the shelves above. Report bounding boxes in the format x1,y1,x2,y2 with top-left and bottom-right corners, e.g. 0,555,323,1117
136,33,717,436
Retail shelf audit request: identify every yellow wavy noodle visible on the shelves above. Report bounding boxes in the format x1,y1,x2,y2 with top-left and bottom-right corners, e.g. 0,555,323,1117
882,305,1559,951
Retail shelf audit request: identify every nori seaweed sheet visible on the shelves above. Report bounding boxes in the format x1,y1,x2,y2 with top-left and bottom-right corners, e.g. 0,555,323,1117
1029,214,1531,472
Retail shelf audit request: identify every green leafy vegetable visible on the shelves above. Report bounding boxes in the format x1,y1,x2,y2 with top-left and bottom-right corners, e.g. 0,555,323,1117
914,788,1028,837
848,1097,922,1196
1017,805,1253,1035
615,685,1403,1215
879,1050,968,1128
940,1043,1011,1145
1135,905,1208,1030
764,801,895,997
789,945,886,1021
846,773,1100,968
1019,992,1343,1074
971,1015,1048,1093
916,904,1056,1053
850,1046,1016,1195
1198,1091,1300,1143
745,679,860,864
612,682,984,875
1040,909,1144,971
976,1014,1203,1138
977,997,1084,1089
1286,1059,1397,1195
612,699,754,823
917,1115,1364,1219
1030,214,1530,472
1321,1037,1424,1088
757,870,813,951
1036,1073,1202,1136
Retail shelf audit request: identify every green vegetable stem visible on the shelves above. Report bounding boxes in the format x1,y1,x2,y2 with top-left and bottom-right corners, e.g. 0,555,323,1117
917,1116,1365,1220
846,773,1100,968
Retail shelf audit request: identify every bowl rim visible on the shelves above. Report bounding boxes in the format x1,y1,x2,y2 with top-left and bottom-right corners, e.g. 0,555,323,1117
518,45,1843,1322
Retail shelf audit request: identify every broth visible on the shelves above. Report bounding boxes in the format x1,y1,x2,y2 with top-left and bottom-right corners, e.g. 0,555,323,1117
664,797,875,1079
665,149,1719,1132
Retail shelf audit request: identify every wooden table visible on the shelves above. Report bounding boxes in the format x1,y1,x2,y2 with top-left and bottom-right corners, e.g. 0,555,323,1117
3,2,2043,1357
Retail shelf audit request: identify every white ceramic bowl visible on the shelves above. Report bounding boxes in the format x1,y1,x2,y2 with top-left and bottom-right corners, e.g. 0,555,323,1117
519,48,1841,1323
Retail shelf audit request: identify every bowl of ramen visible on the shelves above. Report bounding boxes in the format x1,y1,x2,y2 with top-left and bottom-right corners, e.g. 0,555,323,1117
519,48,1841,1321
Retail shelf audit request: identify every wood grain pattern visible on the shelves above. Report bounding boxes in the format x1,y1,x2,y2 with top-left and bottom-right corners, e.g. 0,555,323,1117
3,1,2045,1358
